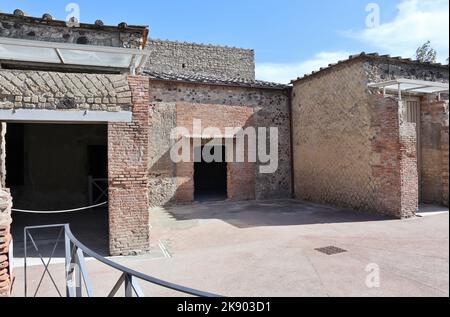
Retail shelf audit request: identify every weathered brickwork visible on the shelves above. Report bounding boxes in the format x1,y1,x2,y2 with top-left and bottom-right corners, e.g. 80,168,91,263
146,40,255,80
398,121,419,218
420,100,449,204
292,60,421,218
0,122,11,297
369,95,404,216
0,12,146,49
0,70,132,111
442,126,449,207
108,76,150,256
148,80,292,202
0,189,12,297
176,103,256,203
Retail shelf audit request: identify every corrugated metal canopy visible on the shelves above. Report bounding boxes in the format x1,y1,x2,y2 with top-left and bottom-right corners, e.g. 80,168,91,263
369,78,449,95
0,37,150,73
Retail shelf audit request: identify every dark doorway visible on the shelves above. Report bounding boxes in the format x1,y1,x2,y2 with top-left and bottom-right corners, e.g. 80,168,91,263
194,145,228,202
6,123,109,257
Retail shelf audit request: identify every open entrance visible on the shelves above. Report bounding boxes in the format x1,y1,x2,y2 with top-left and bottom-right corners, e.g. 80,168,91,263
194,145,227,202
6,123,109,256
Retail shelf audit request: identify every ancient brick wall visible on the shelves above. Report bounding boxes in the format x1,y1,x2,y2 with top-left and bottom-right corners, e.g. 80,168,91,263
442,126,449,207
398,120,419,218
0,70,132,112
0,12,145,48
420,99,449,204
176,103,256,203
0,123,12,297
0,189,12,297
292,60,418,218
146,40,255,80
108,76,150,256
148,80,291,204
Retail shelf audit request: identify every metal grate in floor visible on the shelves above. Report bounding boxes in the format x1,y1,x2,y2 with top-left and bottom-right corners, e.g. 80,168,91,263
315,246,347,255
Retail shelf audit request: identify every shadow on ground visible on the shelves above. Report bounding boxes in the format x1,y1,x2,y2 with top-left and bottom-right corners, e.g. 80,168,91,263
155,199,394,230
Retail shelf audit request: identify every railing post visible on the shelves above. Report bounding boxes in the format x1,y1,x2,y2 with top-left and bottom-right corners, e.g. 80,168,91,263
75,252,82,297
24,228,28,298
65,228,77,298
125,274,133,297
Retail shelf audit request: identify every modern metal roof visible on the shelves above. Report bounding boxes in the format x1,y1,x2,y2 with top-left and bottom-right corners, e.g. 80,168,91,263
368,78,449,95
0,37,150,73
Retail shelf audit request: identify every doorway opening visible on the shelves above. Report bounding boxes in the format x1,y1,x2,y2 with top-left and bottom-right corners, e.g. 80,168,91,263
194,145,228,202
6,123,109,256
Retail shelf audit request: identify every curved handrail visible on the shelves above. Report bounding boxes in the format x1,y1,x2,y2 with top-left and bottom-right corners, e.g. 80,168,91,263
63,224,222,297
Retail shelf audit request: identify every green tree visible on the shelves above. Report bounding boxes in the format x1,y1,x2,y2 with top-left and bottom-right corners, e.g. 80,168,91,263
415,41,437,63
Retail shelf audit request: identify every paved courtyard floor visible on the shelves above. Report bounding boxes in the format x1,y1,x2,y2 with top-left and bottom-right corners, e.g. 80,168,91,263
11,199,449,297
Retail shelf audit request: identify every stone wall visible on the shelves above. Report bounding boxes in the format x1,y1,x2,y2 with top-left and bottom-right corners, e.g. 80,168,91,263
0,12,146,49
108,76,150,256
363,58,449,83
146,40,255,80
0,70,132,112
292,60,417,218
148,80,291,204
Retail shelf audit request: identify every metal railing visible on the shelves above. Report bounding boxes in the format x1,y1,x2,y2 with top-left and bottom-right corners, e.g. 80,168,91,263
24,224,221,297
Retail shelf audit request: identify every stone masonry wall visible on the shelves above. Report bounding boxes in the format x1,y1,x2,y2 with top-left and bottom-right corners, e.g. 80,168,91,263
363,59,449,83
147,40,255,80
148,80,291,204
292,60,413,218
0,12,145,48
108,76,150,256
0,70,132,112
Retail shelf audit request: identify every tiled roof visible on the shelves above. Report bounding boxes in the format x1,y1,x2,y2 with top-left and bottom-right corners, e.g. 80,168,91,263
143,70,289,90
292,52,449,83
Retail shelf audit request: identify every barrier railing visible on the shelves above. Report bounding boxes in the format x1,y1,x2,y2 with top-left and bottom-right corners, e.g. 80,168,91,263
24,224,221,297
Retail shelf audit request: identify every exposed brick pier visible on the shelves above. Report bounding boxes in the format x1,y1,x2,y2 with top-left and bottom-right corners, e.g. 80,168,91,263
0,189,12,297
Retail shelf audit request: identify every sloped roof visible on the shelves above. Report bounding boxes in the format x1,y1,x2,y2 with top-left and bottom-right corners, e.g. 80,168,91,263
291,52,449,84
144,70,289,90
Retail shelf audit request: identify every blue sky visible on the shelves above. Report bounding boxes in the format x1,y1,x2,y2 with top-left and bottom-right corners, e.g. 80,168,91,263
1,0,448,83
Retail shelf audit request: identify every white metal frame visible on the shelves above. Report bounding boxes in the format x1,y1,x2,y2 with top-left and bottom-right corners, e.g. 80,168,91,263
0,37,151,74
368,78,449,101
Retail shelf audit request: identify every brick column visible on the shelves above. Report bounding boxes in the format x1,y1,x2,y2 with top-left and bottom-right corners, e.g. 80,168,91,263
398,122,419,218
108,76,150,256
0,189,12,297
442,126,449,207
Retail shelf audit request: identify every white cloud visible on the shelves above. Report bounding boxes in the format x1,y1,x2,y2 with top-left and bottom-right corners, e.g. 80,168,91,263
346,0,449,62
256,51,352,83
